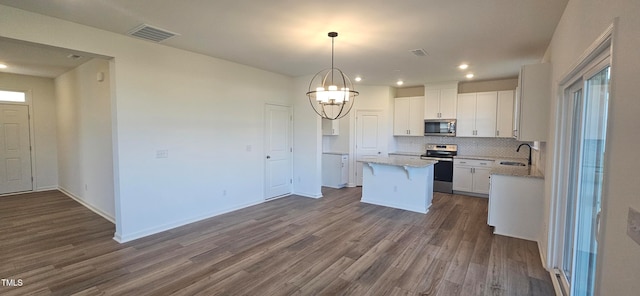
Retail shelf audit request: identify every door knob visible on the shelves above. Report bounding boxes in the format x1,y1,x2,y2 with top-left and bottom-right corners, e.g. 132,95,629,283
266,155,271,159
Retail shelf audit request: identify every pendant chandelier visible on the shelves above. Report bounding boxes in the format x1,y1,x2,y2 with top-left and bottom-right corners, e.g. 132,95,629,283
306,32,359,120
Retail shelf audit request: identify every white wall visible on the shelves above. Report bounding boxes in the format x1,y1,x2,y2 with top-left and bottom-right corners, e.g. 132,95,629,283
0,5,293,242
292,75,322,198
545,0,640,294
55,58,115,220
0,73,58,190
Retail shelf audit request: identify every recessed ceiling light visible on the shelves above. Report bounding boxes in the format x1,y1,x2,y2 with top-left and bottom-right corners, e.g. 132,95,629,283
396,80,404,86
355,76,362,82
0,63,7,69
466,73,474,79
458,64,469,70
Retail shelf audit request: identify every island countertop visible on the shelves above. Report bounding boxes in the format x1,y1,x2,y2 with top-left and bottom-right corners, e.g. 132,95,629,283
357,157,437,168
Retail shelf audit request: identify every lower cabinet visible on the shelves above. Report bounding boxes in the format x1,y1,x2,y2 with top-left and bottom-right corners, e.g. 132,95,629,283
322,153,348,188
488,174,543,241
453,158,493,195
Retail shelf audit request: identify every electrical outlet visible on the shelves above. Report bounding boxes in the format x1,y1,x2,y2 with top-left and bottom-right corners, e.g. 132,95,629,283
156,149,169,158
628,207,640,246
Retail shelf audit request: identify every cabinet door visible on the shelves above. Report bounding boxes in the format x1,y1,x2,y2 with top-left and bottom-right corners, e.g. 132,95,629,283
475,92,497,137
341,155,349,184
516,63,550,141
424,90,441,119
322,118,339,135
439,88,458,119
496,90,514,137
472,167,492,194
394,98,410,135
409,96,425,136
453,165,473,192
456,93,476,137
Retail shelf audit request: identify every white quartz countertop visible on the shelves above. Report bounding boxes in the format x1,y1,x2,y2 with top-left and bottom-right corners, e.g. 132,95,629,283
455,155,544,179
388,151,424,157
358,156,437,168
322,152,349,155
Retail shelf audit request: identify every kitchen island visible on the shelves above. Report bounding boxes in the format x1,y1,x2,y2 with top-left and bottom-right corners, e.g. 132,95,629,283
359,157,437,214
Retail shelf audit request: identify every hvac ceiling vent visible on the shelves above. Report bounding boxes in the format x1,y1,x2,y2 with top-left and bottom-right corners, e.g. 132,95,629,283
128,24,179,43
409,48,429,57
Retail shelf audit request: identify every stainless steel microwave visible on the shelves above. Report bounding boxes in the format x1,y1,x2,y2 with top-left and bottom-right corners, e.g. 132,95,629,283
424,119,456,136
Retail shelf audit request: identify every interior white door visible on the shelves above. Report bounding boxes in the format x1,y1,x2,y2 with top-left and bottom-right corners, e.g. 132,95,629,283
0,104,32,194
355,110,385,186
264,104,292,199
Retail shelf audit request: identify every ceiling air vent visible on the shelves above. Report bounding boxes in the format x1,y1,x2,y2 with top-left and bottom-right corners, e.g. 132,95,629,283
410,48,429,57
127,24,179,43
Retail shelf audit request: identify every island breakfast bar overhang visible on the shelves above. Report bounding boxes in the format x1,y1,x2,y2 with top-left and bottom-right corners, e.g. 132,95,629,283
359,157,437,214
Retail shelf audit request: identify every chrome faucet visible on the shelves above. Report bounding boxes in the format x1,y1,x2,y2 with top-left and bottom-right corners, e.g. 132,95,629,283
517,143,532,165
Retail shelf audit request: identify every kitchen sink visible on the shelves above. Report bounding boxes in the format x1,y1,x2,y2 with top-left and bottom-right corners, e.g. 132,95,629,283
499,161,527,166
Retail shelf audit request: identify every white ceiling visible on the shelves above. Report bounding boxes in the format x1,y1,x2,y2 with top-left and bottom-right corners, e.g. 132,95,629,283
0,0,568,86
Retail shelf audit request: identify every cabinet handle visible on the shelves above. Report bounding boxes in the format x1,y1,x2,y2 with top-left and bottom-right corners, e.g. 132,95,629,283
332,129,335,134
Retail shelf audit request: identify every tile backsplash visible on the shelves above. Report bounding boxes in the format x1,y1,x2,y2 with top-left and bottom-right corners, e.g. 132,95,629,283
394,136,532,159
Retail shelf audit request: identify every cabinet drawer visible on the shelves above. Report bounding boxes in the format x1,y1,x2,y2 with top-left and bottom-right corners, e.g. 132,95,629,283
454,158,494,167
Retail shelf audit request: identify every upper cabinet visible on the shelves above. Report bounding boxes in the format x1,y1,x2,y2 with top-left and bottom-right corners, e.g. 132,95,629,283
496,90,515,138
321,105,341,135
457,92,497,137
394,96,424,136
514,63,550,141
424,82,458,119
322,118,339,135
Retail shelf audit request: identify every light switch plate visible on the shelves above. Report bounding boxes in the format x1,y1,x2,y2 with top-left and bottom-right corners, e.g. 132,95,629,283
627,207,640,246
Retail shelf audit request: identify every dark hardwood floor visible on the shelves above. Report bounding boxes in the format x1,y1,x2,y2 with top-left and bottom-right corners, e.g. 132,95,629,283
0,188,554,295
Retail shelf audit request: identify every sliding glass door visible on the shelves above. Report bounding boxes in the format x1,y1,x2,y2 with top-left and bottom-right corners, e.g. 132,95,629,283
557,57,610,295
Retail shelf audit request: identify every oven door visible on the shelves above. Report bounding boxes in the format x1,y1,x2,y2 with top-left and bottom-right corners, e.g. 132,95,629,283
422,157,454,182
432,158,453,182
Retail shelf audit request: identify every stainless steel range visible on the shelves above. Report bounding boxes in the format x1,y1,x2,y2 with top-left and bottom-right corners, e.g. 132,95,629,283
420,144,457,193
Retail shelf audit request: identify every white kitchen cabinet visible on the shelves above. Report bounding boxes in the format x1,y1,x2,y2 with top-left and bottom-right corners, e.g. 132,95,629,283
394,96,424,136
488,174,543,241
453,158,494,195
322,153,348,188
321,105,341,135
322,119,339,135
496,90,515,138
424,82,458,119
456,92,497,137
514,63,550,141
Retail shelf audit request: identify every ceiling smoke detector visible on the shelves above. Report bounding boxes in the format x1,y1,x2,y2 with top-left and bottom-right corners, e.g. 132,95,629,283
128,24,179,43
409,48,429,57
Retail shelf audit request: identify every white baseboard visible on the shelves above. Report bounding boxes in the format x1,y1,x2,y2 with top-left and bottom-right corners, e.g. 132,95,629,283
361,199,429,214
113,199,264,243
293,191,323,199
36,186,58,192
58,187,115,224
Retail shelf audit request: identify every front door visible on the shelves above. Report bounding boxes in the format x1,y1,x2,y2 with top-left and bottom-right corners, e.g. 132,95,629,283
0,104,33,195
355,110,385,186
264,104,292,199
